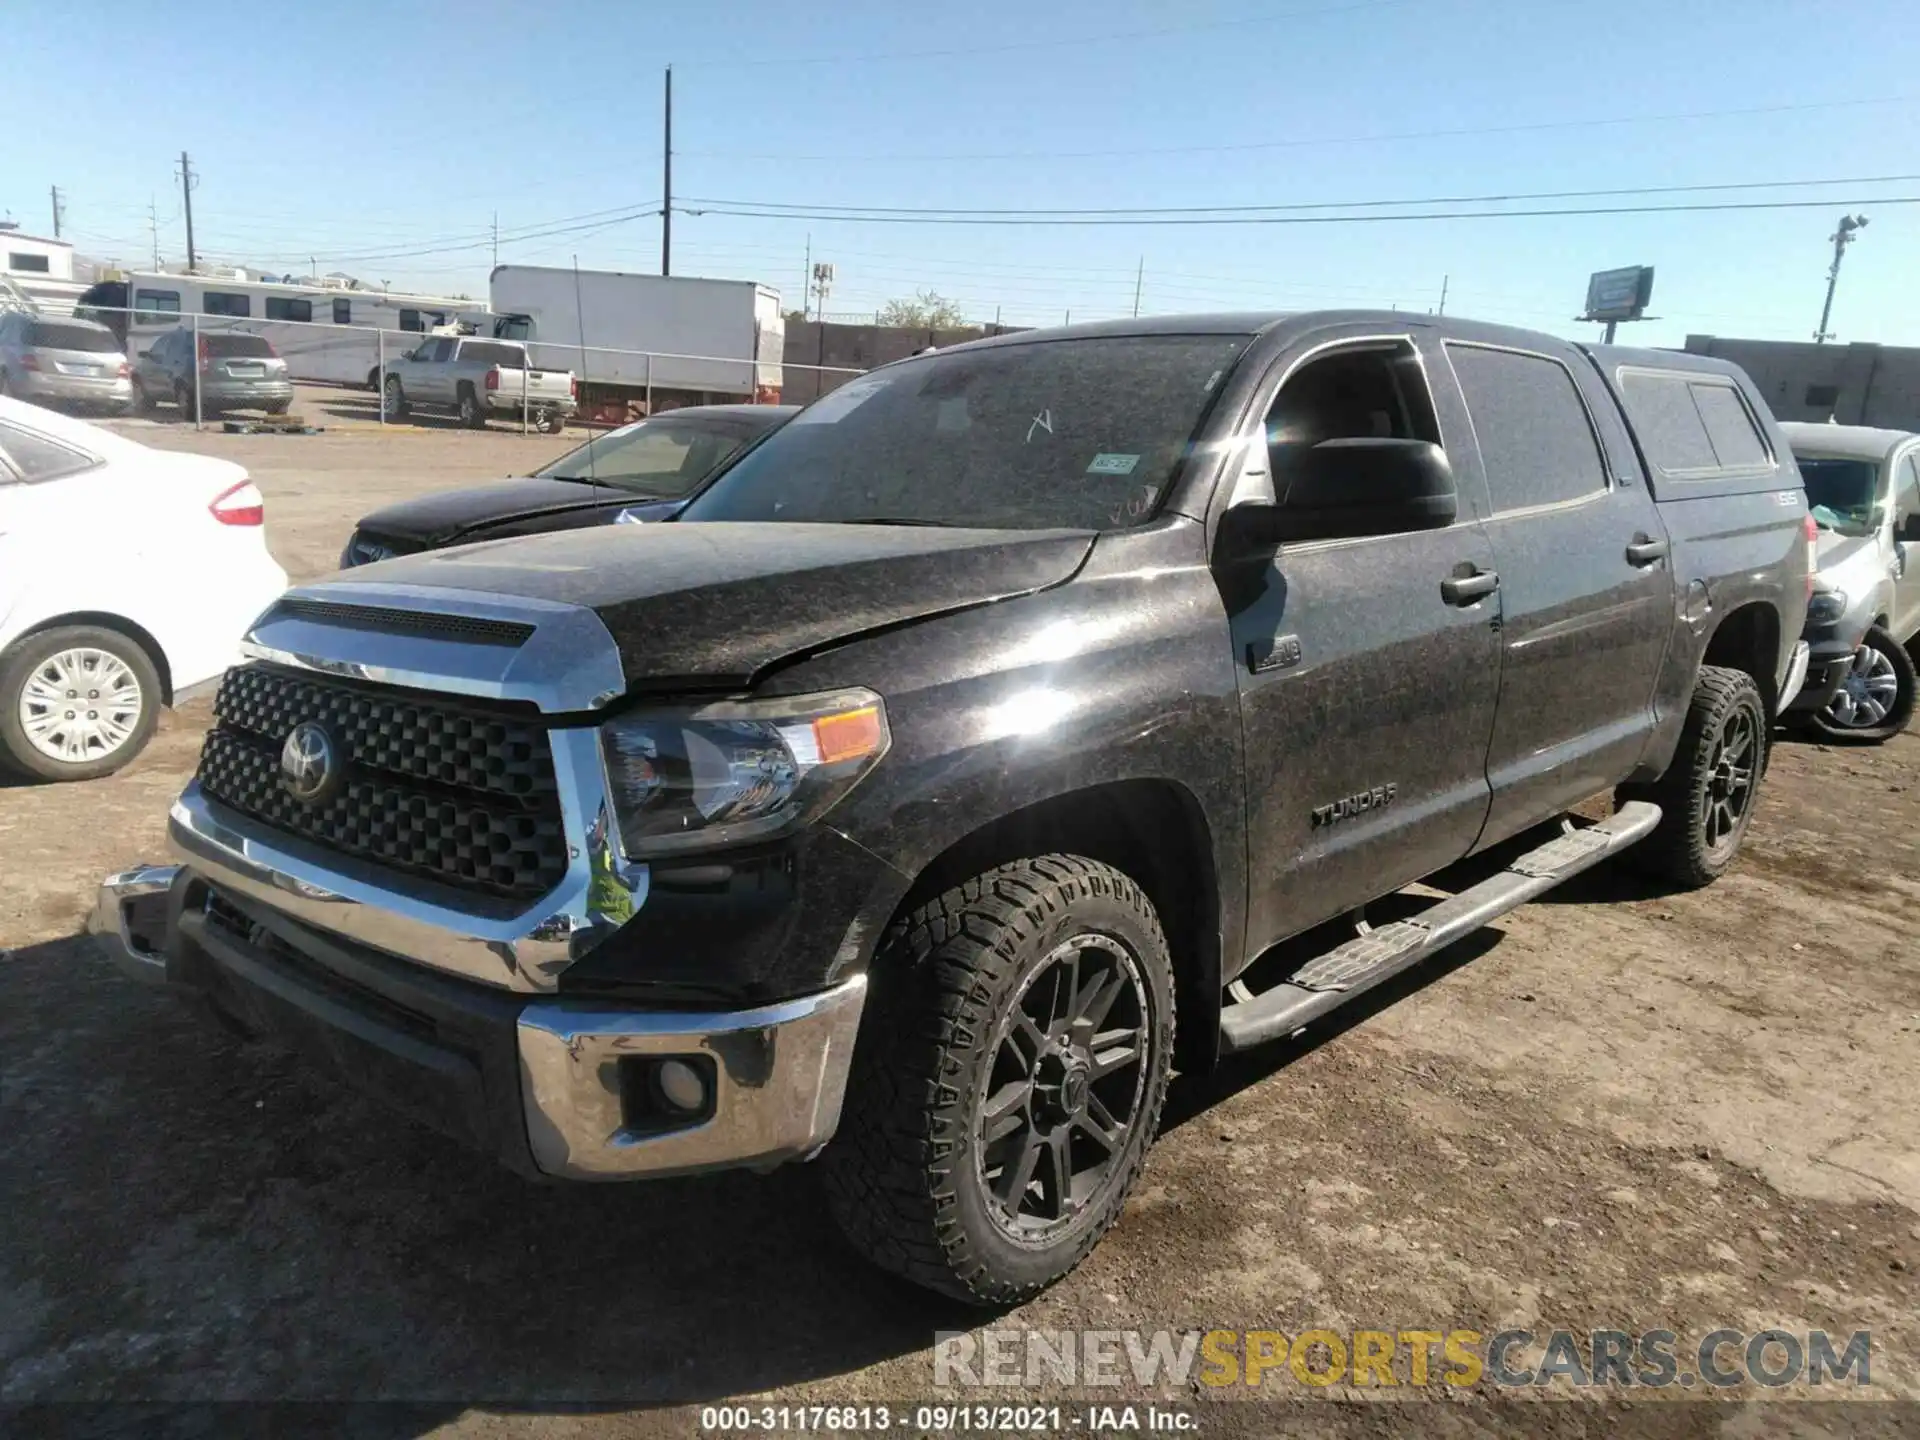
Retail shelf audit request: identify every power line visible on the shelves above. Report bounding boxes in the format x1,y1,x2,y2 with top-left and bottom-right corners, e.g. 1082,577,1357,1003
698,0,1416,69
681,172,1920,220
677,194,1920,228
681,93,1917,164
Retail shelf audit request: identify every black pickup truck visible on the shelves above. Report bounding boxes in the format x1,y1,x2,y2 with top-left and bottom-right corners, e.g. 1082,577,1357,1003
95,313,1812,1303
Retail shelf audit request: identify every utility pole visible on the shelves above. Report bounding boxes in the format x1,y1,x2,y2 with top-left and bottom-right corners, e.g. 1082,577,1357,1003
177,151,198,273
802,233,811,321
49,186,64,238
491,211,498,270
661,66,673,277
1437,274,1449,316
1132,256,1144,318
1814,213,1868,344
147,198,160,270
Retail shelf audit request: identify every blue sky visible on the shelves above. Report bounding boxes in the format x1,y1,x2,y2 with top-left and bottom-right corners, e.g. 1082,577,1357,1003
6,0,1918,346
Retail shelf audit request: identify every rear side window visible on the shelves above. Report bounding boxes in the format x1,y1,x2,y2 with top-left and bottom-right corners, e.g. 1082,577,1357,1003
1689,383,1769,470
1447,344,1607,511
459,341,523,368
203,292,251,318
0,421,98,482
1617,371,1773,477
134,288,181,321
27,322,119,353
265,296,312,322
205,334,273,358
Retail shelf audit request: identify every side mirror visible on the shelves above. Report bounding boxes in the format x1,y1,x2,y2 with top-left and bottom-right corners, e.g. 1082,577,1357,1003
1230,438,1457,545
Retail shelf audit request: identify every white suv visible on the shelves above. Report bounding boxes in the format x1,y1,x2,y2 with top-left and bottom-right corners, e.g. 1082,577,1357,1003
0,397,287,781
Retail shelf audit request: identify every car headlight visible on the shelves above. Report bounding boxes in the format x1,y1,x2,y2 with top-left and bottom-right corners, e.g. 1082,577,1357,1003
599,688,889,857
1806,588,1848,624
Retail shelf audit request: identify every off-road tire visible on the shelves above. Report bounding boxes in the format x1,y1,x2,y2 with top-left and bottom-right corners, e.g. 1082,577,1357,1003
820,855,1174,1305
541,410,566,435
457,385,486,429
383,374,409,420
1619,664,1766,889
1807,625,1915,744
0,626,163,783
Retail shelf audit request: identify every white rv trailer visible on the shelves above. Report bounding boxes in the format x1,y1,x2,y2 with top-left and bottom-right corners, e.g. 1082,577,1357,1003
75,271,497,387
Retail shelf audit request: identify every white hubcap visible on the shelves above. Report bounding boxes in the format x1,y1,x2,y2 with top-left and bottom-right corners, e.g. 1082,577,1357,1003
1824,643,1900,728
18,647,144,763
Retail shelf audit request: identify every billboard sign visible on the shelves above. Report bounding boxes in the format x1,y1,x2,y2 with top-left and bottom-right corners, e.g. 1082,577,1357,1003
1583,265,1655,323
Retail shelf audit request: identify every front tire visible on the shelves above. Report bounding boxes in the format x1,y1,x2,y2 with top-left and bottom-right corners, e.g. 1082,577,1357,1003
1808,626,1915,743
457,385,486,429
1620,665,1766,888
383,374,409,419
822,855,1175,1304
0,626,162,782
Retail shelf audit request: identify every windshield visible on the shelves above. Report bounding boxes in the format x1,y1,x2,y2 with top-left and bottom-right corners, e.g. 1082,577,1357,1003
679,334,1251,530
535,417,759,498
1796,456,1880,534
29,322,119,353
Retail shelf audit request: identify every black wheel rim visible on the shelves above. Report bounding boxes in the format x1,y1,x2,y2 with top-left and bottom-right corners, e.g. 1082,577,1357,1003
974,933,1150,1243
1703,705,1758,853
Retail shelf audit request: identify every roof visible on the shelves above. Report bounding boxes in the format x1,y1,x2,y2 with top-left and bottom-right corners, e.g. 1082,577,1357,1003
0,231,73,249
1777,421,1917,462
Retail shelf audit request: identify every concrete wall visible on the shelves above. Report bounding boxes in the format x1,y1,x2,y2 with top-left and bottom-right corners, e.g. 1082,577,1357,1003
782,320,1027,403
1683,335,1920,431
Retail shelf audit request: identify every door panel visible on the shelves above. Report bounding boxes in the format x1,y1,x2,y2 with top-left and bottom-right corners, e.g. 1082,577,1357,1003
1893,454,1920,641
1226,334,1503,961
1230,525,1502,956
1440,341,1675,848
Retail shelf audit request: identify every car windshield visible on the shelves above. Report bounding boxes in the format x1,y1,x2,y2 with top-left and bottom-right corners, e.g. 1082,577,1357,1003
679,334,1252,531
29,322,119,353
1796,456,1880,534
536,417,760,498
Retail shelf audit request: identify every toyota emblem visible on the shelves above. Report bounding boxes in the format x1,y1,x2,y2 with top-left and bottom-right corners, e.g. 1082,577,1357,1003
280,721,342,804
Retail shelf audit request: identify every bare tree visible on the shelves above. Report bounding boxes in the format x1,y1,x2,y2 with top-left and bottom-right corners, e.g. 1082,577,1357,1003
877,290,968,329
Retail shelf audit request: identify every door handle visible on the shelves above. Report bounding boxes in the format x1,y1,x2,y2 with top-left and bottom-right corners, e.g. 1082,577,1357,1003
1626,535,1670,566
1441,568,1499,605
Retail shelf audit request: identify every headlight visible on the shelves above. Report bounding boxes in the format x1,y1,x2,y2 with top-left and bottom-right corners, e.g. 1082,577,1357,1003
1806,588,1848,624
599,688,889,857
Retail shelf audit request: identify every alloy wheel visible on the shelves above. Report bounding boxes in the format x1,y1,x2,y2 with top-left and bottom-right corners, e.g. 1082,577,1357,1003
18,647,144,764
974,933,1150,1242
1703,704,1758,853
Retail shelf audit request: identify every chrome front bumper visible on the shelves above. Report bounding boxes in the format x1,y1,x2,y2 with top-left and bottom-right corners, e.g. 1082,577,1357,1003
90,864,868,1180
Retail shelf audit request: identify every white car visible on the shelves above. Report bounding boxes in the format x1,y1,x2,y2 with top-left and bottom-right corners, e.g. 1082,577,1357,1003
0,397,287,781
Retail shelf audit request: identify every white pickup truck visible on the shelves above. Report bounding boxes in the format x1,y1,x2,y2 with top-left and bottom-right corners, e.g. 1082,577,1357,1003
379,336,576,433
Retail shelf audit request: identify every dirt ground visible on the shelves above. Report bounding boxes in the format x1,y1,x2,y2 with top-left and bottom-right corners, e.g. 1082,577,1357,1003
1,416,1916,1434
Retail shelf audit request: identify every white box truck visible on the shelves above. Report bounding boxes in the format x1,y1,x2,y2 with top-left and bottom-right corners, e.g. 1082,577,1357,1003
487,266,784,424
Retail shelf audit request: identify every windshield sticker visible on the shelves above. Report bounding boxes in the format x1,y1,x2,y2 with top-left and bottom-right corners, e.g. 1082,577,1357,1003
792,375,892,425
1088,453,1140,476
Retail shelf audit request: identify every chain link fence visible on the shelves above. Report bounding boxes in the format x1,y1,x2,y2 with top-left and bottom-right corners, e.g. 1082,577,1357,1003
66,302,869,433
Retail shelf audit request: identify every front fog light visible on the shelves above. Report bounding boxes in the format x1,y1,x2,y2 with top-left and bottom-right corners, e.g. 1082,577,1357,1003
655,1058,709,1115
600,688,889,857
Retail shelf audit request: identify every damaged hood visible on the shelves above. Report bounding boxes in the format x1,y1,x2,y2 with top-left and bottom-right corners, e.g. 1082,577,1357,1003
316,521,1094,687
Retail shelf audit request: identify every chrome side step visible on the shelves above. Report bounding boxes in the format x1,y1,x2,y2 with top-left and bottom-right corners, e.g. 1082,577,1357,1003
1218,801,1662,1055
